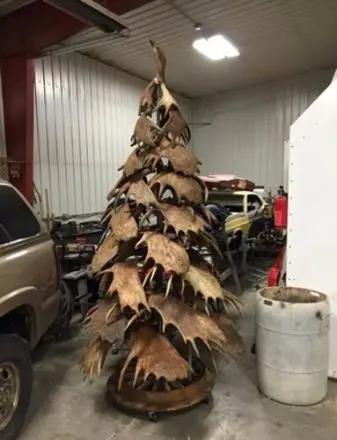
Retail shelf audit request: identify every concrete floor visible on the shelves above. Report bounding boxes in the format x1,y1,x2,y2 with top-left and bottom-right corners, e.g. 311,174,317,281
20,283,337,440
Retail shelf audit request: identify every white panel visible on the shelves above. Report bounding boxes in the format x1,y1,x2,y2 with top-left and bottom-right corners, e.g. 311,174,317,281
287,71,337,378
192,69,332,191
34,53,192,216
0,71,6,157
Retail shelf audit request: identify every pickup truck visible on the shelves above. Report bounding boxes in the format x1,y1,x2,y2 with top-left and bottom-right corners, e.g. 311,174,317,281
0,180,61,440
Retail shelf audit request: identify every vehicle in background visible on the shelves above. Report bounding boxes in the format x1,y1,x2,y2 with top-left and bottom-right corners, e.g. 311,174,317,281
207,189,267,250
50,218,103,318
0,180,63,440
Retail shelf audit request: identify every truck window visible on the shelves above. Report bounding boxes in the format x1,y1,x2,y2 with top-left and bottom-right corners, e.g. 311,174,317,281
247,194,262,212
208,192,244,213
0,185,40,245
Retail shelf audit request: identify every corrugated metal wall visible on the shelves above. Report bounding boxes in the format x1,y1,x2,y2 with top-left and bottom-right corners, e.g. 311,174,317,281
32,53,333,213
0,72,6,157
33,53,191,216
192,69,333,190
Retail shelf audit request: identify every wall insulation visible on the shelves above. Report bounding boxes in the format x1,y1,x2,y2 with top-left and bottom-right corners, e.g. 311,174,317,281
192,69,333,191
34,53,191,216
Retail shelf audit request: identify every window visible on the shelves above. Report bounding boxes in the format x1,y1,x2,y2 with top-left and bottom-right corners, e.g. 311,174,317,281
209,192,244,213
0,185,40,245
247,194,262,212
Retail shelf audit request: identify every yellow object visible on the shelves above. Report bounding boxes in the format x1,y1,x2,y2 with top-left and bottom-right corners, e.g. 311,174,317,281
218,190,267,237
224,191,267,235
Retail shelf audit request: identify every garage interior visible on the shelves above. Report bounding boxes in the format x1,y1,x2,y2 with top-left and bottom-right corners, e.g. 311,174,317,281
1,1,337,440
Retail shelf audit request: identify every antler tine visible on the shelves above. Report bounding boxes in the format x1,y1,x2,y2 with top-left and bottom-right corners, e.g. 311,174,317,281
150,39,166,83
165,274,174,298
163,220,169,234
106,303,118,325
136,233,148,249
199,231,223,258
118,356,132,391
188,343,193,380
210,351,217,374
124,314,138,333
150,265,158,283
193,175,209,202
204,300,210,316
142,266,155,287
138,207,157,228
180,278,185,299
224,294,243,316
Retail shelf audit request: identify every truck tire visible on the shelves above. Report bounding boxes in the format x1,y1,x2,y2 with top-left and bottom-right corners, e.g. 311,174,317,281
0,334,32,440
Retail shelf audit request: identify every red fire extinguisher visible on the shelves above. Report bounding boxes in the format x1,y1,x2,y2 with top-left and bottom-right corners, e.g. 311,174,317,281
273,186,288,229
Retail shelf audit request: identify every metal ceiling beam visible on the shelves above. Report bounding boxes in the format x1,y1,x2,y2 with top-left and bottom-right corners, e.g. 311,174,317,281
43,0,128,34
43,32,126,56
0,0,35,18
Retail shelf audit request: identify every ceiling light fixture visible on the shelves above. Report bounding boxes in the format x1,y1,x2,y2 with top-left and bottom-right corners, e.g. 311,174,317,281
192,34,240,61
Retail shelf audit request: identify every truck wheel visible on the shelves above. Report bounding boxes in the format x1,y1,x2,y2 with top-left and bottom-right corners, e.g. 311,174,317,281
0,335,32,440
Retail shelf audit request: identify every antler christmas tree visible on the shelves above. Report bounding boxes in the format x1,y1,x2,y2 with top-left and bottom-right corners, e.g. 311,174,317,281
81,41,243,403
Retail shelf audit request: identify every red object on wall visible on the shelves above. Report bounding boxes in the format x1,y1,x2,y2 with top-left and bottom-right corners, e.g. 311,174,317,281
268,246,285,287
268,266,280,287
1,57,34,203
274,195,288,229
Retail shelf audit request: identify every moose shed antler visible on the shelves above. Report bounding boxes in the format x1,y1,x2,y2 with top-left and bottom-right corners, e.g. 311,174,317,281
139,79,158,116
137,232,190,275
91,233,119,273
110,177,159,208
131,115,163,148
118,326,190,390
162,108,191,145
107,203,138,242
137,232,190,297
119,150,146,177
149,295,227,355
81,335,111,380
103,263,150,315
212,315,244,357
149,172,205,204
81,300,125,380
150,39,166,83
83,299,127,347
137,40,166,116
144,139,200,175
183,265,242,315
161,203,206,236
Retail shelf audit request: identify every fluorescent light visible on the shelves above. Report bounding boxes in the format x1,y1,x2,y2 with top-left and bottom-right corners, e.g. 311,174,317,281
193,34,240,60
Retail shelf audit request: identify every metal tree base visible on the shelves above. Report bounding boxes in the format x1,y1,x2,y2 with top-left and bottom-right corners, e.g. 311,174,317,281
106,360,214,420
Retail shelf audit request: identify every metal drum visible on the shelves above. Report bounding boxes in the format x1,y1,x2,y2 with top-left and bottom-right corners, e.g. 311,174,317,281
256,287,329,405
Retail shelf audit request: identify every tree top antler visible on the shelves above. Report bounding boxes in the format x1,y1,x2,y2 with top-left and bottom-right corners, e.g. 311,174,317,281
150,40,166,83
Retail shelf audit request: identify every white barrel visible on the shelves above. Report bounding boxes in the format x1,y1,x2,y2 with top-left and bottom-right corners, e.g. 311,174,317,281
256,287,329,405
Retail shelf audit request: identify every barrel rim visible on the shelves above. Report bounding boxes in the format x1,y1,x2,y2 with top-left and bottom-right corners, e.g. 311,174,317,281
257,286,327,304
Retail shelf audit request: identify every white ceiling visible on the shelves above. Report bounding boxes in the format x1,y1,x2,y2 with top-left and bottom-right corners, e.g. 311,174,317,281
59,0,337,97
